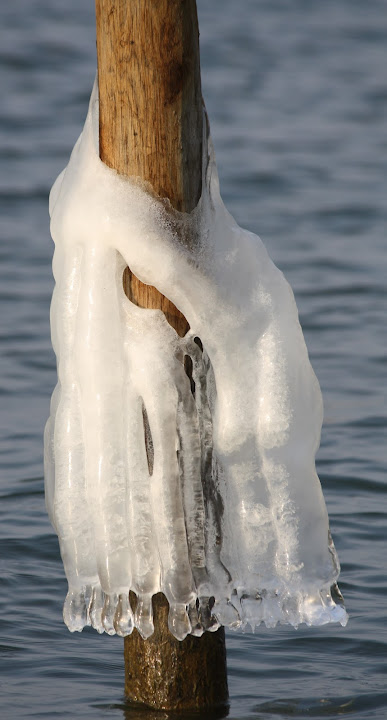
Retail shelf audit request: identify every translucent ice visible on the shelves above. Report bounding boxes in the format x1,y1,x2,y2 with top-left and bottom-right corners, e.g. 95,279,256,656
45,81,347,638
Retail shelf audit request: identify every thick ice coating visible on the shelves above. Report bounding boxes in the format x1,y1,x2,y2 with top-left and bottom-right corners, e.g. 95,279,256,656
45,82,347,639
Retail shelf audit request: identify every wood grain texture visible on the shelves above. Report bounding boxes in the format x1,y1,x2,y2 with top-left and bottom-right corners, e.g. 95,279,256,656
95,0,228,710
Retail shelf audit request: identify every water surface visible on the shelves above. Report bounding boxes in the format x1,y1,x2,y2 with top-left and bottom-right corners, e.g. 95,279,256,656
0,1,385,718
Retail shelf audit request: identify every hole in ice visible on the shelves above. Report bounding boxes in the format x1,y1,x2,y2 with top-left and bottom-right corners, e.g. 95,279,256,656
183,354,195,395
142,401,154,476
122,266,189,337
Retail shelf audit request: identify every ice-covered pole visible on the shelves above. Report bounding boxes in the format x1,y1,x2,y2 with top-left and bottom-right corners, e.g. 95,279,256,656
95,0,228,711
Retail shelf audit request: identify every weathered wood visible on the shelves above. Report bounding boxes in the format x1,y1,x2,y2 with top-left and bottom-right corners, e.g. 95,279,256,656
96,0,202,210
125,593,228,712
95,0,228,711
96,0,203,337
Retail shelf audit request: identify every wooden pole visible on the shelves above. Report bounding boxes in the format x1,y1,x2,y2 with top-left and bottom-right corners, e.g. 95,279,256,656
95,0,228,711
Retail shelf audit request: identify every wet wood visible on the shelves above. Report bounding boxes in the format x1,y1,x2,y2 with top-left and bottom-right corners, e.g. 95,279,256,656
125,593,228,712
95,0,228,711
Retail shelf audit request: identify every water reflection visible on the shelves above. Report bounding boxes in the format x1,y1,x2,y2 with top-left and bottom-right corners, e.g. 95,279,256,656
92,701,229,720
253,695,358,716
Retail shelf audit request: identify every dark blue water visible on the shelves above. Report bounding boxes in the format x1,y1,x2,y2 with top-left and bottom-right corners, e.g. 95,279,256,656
1,1,385,718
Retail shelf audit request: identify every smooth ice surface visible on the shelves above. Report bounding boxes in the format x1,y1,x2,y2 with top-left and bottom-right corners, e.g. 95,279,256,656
45,82,347,639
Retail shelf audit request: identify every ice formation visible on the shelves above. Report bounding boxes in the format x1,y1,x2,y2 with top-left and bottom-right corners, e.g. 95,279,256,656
45,82,347,639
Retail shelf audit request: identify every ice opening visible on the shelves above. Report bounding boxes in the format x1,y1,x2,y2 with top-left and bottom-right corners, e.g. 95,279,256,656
45,81,348,639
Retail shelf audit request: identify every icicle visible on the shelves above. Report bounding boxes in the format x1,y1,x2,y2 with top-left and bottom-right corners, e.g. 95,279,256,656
175,350,207,594
49,242,98,620
188,600,203,637
134,594,154,640
186,337,233,608
168,603,192,641
114,593,134,637
89,585,105,634
102,593,119,636
121,303,161,633
145,355,195,613
63,588,90,633
75,245,131,600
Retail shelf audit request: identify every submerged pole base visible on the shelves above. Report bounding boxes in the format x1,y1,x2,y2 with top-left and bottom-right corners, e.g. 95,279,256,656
124,593,228,712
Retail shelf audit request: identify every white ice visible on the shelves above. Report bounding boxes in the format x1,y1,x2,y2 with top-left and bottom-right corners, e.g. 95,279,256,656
45,81,347,639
